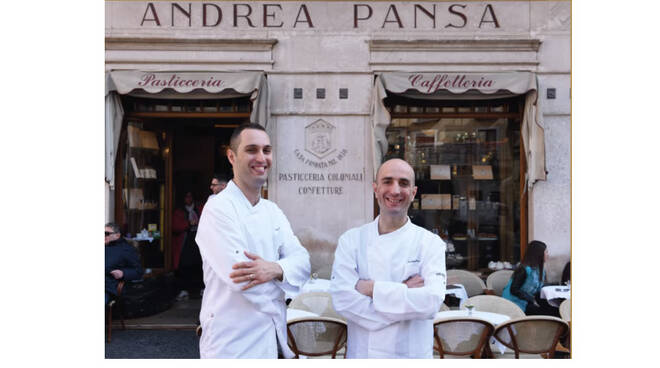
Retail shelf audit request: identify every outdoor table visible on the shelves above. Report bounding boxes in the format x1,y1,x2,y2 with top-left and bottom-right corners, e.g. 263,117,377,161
434,310,509,326
540,285,570,307
434,310,510,355
300,278,331,294
288,280,468,307
286,308,319,322
445,284,468,308
285,278,331,301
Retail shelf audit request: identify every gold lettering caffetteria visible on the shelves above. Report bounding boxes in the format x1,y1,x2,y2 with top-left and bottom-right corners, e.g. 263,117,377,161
408,73,494,93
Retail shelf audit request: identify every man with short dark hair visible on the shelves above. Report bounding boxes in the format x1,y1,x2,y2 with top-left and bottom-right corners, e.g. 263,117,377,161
105,222,143,305
330,158,447,358
196,123,310,358
207,174,228,201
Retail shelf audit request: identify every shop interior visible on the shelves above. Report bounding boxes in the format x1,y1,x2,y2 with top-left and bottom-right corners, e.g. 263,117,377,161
383,94,527,274
115,95,252,274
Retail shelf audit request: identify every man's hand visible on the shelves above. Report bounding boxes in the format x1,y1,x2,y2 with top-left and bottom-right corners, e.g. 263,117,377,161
110,270,124,279
229,251,284,291
355,279,375,297
403,274,424,288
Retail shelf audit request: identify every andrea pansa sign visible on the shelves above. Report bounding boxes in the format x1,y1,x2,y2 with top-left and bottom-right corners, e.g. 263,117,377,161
134,2,503,30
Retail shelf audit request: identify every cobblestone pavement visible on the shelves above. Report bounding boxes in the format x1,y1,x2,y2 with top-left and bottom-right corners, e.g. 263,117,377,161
105,329,199,359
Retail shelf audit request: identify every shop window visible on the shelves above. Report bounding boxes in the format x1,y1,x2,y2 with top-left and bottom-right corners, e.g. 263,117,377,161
384,96,523,272
124,96,252,115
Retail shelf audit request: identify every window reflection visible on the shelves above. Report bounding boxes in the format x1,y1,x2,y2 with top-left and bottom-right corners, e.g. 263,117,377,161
384,98,522,271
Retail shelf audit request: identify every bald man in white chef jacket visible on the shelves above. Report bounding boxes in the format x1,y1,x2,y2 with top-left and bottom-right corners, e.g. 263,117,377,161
330,158,447,358
196,123,310,358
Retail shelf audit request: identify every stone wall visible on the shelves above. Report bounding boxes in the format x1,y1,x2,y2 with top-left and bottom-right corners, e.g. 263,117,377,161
106,1,572,276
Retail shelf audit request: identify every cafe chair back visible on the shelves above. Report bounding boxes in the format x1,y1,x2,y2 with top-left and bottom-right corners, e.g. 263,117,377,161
447,270,487,297
461,295,525,320
492,316,569,358
287,316,347,358
558,299,571,352
486,270,514,296
289,292,345,321
433,317,494,359
106,280,126,343
559,299,571,322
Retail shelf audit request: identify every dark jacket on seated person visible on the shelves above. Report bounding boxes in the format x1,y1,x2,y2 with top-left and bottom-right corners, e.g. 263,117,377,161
105,237,144,296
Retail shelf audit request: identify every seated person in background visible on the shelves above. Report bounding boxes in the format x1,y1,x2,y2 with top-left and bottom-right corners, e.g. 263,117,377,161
562,261,571,285
502,240,559,317
105,222,143,304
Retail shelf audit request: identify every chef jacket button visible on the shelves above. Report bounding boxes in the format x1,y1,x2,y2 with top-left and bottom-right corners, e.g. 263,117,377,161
210,313,214,318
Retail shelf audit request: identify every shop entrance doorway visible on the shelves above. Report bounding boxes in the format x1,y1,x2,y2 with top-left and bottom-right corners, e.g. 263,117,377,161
115,95,251,274
172,121,234,210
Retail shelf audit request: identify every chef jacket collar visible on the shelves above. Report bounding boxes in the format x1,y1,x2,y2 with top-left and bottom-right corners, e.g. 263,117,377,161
225,180,263,213
372,215,412,239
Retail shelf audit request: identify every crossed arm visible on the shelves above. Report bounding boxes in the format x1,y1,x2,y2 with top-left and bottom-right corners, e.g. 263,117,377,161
355,274,425,297
330,234,446,331
229,250,284,290
196,204,309,313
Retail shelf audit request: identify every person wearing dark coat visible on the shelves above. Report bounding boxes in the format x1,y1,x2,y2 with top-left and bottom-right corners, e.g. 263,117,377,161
172,191,204,300
561,261,571,285
105,222,143,304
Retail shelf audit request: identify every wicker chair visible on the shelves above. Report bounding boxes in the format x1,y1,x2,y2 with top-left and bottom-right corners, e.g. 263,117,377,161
492,316,569,358
558,299,571,352
559,299,570,322
486,270,514,296
289,292,345,321
433,318,494,358
461,295,525,319
287,316,347,358
105,280,126,343
447,270,487,297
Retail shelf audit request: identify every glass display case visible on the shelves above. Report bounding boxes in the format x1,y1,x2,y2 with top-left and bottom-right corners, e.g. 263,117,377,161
384,98,523,271
121,121,167,269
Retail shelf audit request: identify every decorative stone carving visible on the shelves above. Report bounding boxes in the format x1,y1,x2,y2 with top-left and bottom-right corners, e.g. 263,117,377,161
305,119,336,159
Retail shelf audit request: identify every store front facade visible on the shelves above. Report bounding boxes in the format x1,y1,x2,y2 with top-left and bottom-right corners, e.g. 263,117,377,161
105,0,570,281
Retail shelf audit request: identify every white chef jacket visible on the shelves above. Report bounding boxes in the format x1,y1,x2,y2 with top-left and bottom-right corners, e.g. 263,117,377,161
195,180,310,358
330,217,446,358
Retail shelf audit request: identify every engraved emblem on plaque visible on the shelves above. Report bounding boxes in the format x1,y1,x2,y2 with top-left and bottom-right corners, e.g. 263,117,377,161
305,119,336,159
